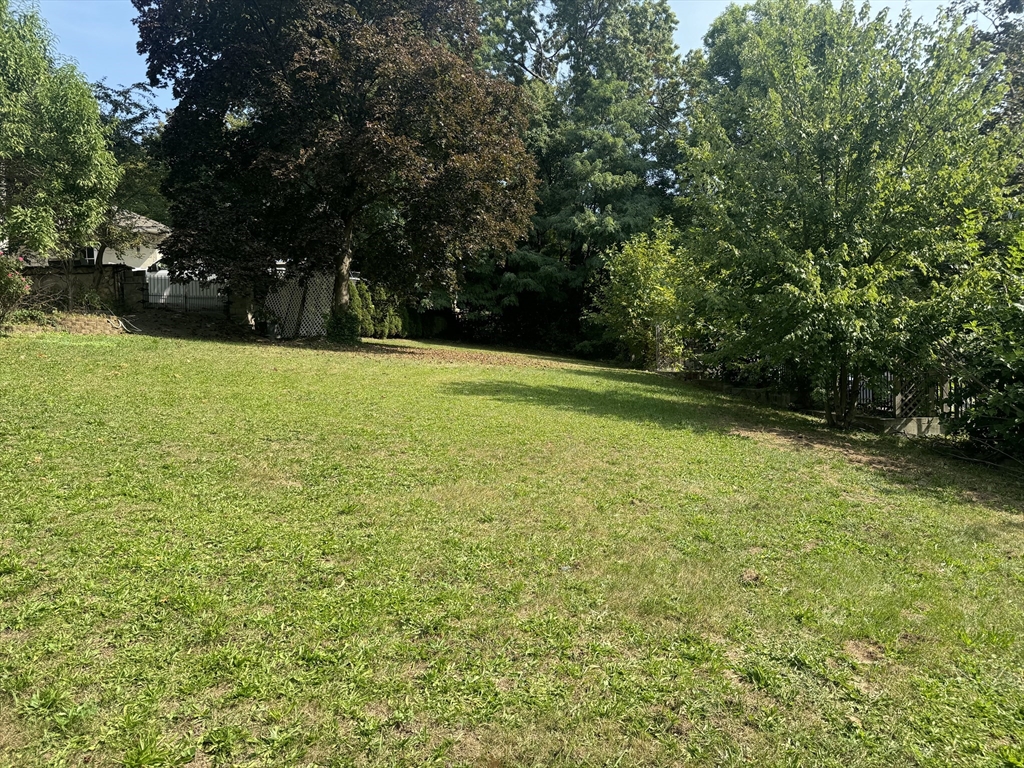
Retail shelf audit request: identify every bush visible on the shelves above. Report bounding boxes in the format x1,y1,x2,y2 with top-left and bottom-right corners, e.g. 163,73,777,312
593,221,686,368
0,253,32,328
325,306,361,344
324,281,411,342
349,282,376,337
401,306,422,338
370,285,406,339
7,308,55,327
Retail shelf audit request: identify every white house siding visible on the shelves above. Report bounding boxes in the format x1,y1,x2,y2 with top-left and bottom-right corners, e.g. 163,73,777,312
107,242,163,271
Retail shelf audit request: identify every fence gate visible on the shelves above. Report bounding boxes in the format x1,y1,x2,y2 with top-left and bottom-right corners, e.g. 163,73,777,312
146,270,225,312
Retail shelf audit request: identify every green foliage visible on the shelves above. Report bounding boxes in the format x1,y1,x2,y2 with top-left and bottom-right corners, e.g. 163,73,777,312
345,281,409,340
93,82,168,223
91,81,169,266
325,307,361,345
371,286,406,339
6,306,54,327
464,0,685,351
928,233,1024,456
134,0,536,308
954,0,1024,129
348,282,374,338
0,0,119,258
676,0,1022,426
594,220,685,366
0,252,31,328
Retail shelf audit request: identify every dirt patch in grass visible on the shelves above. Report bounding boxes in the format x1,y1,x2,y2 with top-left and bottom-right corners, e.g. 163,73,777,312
844,640,885,665
0,707,29,756
740,569,763,586
730,426,909,473
301,339,599,370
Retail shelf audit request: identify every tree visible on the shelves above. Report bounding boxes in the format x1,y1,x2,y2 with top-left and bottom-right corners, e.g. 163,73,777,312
462,0,685,351
954,0,1024,128
593,220,685,366
0,0,119,265
132,0,537,323
92,81,169,275
676,0,1021,426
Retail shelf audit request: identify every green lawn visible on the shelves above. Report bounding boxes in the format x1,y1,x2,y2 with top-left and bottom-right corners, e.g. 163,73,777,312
1,333,1023,767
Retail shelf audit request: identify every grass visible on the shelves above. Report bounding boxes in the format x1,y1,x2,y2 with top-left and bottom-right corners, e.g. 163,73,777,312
1,332,1023,767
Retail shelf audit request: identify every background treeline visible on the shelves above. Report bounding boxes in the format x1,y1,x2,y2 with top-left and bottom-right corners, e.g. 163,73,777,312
459,0,1024,455
5,0,1024,455
579,0,1024,451
453,0,684,354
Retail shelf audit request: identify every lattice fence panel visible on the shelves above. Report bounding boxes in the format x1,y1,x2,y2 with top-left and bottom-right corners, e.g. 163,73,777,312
298,273,333,337
263,272,333,339
894,374,945,418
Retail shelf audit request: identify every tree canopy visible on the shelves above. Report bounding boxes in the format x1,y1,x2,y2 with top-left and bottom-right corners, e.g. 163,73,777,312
0,0,118,260
670,0,1021,425
133,0,537,318
459,0,684,351
92,81,169,268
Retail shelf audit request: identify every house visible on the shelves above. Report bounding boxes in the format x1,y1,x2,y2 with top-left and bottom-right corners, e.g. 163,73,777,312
22,211,169,272
22,212,169,310
84,212,171,271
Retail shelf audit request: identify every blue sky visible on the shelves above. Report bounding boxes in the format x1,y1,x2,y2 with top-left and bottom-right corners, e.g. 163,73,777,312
34,0,951,113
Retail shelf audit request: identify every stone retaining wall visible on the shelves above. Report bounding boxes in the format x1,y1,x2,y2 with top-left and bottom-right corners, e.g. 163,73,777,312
58,314,124,335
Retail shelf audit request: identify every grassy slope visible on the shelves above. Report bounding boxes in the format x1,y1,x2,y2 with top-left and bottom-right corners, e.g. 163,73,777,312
0,333,1022,767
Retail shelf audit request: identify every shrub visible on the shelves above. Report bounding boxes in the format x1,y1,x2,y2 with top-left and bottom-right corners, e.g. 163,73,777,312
370,286,406,339
401,306,422,338
7,308,54,327
350,282,376,337
0,253,32,329
325,306,361,344
593,221,686,368
323,281,410,342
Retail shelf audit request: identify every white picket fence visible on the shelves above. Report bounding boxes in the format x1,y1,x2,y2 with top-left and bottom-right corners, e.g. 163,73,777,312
146,270,225,312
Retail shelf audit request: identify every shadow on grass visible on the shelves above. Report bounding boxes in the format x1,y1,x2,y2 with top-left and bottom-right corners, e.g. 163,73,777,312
123,307,256,341
446,378,738,434
118,310,1024,511
123,308,609,369
447,373,1024,515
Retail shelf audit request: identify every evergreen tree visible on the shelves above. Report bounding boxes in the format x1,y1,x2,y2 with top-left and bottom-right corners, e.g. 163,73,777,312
463,0,685,351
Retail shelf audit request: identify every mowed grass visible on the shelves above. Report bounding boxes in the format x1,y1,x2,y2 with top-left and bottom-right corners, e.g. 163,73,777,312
1,333,1023,768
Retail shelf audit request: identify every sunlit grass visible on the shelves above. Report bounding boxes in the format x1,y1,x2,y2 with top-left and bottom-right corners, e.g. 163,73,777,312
1,333,1022,766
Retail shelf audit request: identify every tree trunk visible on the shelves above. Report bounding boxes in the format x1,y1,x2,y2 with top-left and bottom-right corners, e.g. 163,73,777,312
332,222,355,312
93,245,106,289
63,258,75,311
828,363,861,429
843,371,861,427
837,362,849,426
